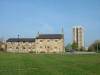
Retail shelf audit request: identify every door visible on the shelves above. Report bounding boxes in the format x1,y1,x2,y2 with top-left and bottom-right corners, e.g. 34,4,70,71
47,46,50,53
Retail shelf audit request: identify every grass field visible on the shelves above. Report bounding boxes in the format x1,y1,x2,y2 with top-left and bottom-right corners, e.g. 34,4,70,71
0,52,100,75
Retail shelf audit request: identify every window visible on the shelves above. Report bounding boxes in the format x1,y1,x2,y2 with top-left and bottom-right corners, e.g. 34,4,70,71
50,48,53,50
16,42,19,45
23,46,26,49
40,40,43,42
40,40,43,44
47,40,50,42
47,40,50,44
47,46,50,48
10,47,12,48
55,40,58,42
29,47,31,49
16,47,19,49
29,43,32,46
23,41,25,43
40,46,42,48
55,46,57,49
32,47,35,49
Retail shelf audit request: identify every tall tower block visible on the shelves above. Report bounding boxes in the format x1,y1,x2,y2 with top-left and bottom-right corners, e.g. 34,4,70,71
73,26,84,49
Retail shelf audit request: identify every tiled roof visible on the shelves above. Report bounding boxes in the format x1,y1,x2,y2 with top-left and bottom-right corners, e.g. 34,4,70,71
6,38,35,42
36,34,63,39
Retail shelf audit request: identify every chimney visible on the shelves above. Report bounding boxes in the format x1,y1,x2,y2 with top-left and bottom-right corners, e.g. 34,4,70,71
62,28,64,35
62,28,64,39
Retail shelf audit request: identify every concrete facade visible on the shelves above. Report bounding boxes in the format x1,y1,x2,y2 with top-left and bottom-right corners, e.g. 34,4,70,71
73,26,84,49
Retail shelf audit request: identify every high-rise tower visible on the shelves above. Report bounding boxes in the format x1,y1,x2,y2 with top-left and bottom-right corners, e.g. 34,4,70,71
73,26,84,49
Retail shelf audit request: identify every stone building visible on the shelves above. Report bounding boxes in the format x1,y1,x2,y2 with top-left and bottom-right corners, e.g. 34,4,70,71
36,33,64,53
6,29,64,53
7,38,35,53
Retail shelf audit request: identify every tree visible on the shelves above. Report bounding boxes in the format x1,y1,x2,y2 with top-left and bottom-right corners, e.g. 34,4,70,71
0,37,5,51
88,40,100,52
88,46,95,52
80,47,85,51
65,43,72,51
72,42,78,51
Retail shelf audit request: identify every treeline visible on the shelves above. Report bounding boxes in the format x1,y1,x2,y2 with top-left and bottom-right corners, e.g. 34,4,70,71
65,43,85,51
65,40,100,52
88,40,100,52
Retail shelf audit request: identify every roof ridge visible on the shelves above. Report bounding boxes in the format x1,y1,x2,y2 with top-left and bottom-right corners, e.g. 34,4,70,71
39,34,62,35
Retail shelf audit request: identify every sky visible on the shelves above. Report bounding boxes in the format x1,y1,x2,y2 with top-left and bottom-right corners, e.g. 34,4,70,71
0,0,100,46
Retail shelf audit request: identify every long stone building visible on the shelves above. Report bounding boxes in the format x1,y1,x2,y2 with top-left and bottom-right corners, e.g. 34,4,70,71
6,30,64,53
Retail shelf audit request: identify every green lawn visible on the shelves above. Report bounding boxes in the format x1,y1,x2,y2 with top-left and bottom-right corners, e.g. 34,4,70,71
0,52,100,75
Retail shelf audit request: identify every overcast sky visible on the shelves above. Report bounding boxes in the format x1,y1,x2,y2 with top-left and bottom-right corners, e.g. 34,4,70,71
0,0,100,46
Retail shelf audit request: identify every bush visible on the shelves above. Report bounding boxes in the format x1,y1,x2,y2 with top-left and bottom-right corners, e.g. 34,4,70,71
88,40,100,52
40,51,46,54
0,48,4,51
80,47,85,51
52,51,57,54
29,51,36,54
72,43,78,51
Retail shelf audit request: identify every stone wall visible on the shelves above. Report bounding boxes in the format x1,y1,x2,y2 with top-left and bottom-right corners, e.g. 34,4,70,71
7,39,64,53
36,39,64,53
7,42,35,53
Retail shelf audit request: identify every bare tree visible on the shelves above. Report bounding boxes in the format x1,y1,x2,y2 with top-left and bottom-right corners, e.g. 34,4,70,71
0,37,4,42
0,37,5,51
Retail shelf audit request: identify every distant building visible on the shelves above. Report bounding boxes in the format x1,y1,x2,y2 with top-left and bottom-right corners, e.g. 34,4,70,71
6,29,64,53
73,26,84,49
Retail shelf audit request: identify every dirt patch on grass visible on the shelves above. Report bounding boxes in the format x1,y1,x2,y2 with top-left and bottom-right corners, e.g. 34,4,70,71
0,67,40,72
